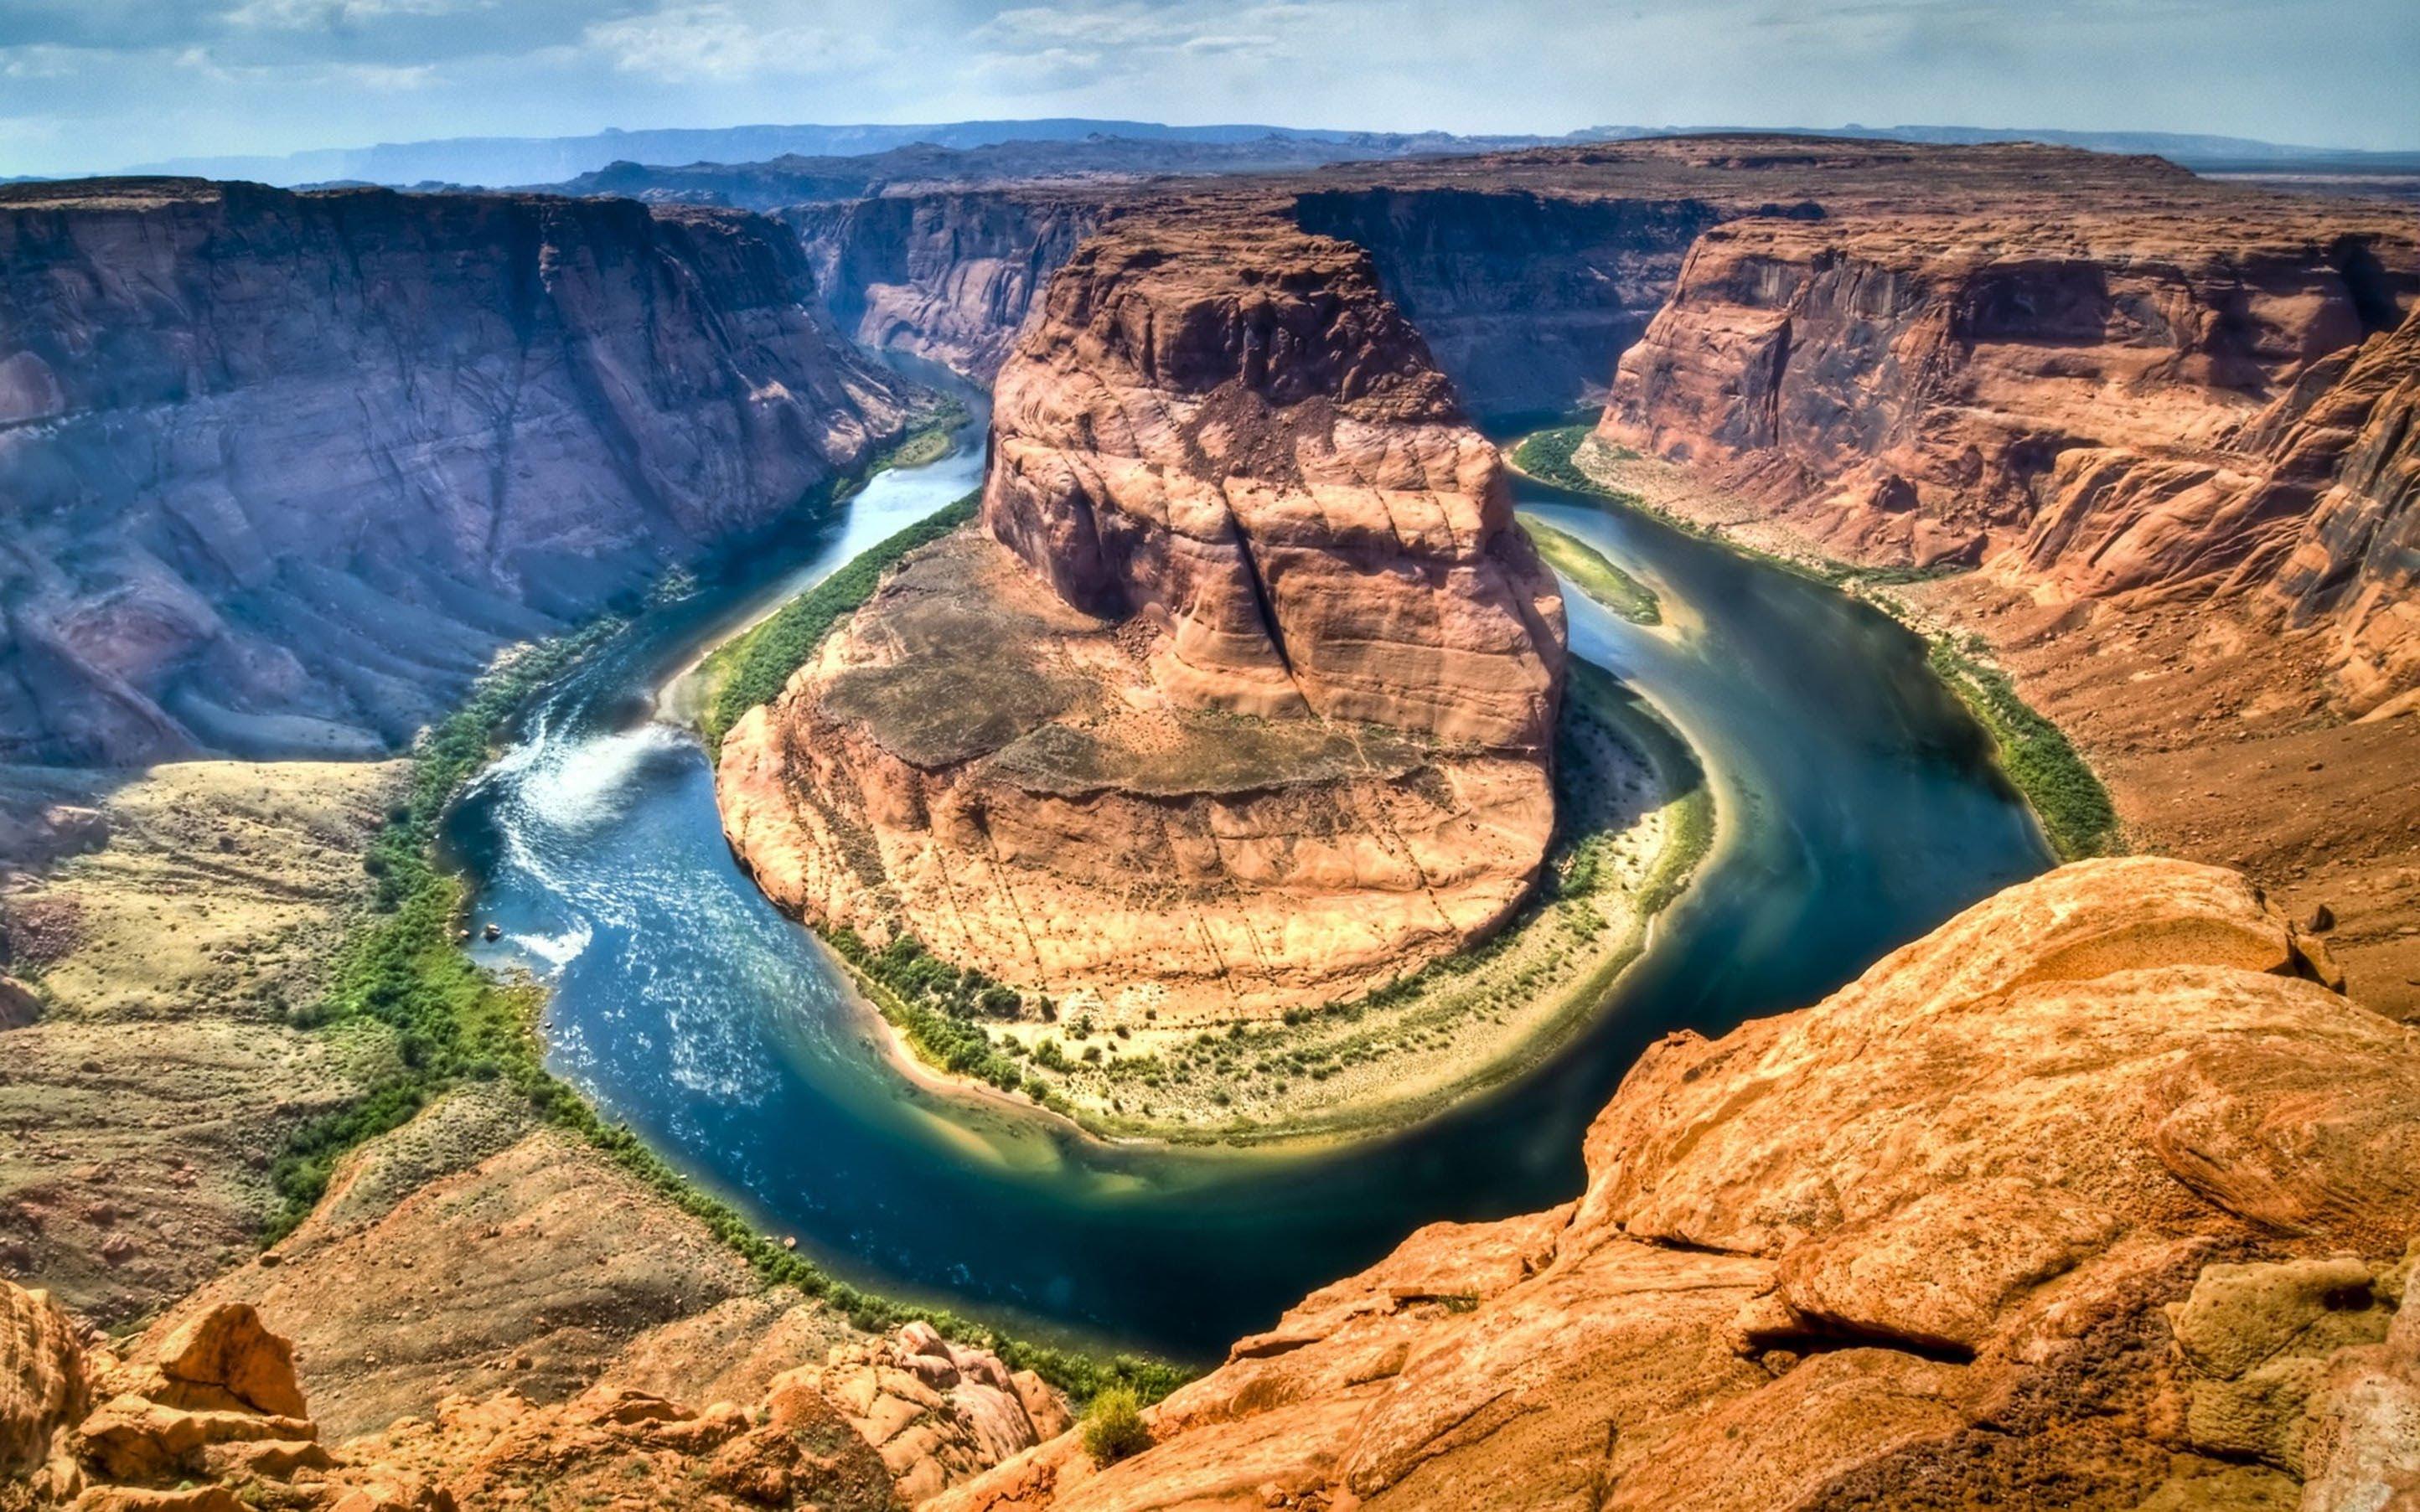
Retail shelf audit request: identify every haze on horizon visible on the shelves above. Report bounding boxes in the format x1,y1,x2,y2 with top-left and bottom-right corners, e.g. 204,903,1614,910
2,0,2417,180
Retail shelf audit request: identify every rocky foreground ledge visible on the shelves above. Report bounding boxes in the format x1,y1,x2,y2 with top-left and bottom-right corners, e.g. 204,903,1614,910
3,1292,1063,1510
929,857,2419,1512
718,212,1569,1026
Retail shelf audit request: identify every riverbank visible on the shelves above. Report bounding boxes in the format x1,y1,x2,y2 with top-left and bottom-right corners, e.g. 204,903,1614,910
675,495,1717,1148
1526,426,2420,1019
1512,426,2118,861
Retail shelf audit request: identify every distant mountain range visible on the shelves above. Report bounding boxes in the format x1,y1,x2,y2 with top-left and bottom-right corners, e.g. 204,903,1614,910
117,120,1563,188
112,118,2420,189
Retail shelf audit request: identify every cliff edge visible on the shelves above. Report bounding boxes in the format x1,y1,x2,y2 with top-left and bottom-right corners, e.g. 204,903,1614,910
933,857,2420,1512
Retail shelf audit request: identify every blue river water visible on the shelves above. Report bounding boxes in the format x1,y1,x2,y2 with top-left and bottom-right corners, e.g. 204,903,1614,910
447,417,2049,1363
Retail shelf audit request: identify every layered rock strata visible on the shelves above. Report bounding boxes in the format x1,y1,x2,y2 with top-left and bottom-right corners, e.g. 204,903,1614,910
0,178,923,765
1597,205,2420,705
785,191,1102,380
934,857,2420,1512
720,215,1565,1021
1290,188,1726,415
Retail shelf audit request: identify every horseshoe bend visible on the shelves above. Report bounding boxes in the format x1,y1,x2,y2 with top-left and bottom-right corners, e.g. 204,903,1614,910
3,84,2420,1512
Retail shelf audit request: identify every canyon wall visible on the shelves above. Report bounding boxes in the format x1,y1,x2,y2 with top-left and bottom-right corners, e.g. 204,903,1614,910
1596,204,2420,703
938,857,2420,1512
719,212,1567,1021
0,178,924,766
783,191,1101,380
1290,187,1728,417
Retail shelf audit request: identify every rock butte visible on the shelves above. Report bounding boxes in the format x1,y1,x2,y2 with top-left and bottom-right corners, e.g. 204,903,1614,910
933,858,2420,1512
717,214,1567,1020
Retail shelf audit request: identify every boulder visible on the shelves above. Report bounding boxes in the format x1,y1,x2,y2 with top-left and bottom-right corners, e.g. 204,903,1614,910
153,1303,308,1418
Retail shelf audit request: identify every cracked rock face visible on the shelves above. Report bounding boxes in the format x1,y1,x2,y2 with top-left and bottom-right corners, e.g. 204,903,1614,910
717,213,1565,1022
928,857,2420,1512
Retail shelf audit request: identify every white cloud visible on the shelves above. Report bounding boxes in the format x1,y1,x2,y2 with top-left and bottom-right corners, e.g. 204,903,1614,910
969,0,1318,90
223,0,488,28
0,44,85,78
582,3,868,81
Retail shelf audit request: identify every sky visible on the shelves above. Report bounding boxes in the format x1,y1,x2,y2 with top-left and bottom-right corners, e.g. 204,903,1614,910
2,0,2417,178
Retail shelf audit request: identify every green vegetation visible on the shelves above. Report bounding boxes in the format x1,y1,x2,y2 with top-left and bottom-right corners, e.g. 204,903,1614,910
1509,424,1635,494
266,499,1187,1408
1521,518,1661,625
1082,1385,1153,1465
271,617,631,1236
697,493,980,751
824,926,1044,1101
1926,634,2118,861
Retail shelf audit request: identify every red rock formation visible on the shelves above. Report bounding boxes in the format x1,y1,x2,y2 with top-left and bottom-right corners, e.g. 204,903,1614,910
3,1285,1055,1511
933,858,2420,1512
983,217,1564,747
0,178,926,765
2253,303,2420,711
2,1282,88,1484
719,213,1566,1021
1597,204,2420,704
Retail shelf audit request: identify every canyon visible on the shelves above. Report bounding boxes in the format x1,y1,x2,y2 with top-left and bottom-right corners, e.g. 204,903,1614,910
0,178,928,766
4,130,2420,1512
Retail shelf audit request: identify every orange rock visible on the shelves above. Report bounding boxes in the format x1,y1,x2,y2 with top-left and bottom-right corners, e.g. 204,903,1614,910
719,212,1566,1019
72,1393,316,1483
934,858,2420,1511
3,1279,90,1482
153,1303,307,1418
1597,206,2420,709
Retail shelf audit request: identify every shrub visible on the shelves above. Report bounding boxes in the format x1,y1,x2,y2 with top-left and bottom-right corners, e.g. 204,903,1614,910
1082,1386,1152,1464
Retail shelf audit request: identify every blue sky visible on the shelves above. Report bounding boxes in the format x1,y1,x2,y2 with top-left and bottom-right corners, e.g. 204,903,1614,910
3,0,2416,177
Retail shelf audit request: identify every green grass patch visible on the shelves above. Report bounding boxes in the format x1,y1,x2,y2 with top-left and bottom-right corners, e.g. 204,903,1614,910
697,493,980,753
1926,635,2118,861
1522,519,1660,625
1509,424,1636,494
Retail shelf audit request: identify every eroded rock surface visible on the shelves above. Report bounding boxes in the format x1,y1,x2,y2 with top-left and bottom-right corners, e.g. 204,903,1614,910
1597,202,2420,707
932,858,2420,1512
0,178,924,764
5,1281,1060,1511
720,213,1565,1020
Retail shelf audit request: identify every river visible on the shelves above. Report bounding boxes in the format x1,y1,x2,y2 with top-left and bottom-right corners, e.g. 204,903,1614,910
447,414,2049,1364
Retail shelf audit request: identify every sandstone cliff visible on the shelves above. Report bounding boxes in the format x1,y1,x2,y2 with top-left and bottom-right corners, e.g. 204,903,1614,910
2252,302,2420,712
1596,203,2420,704
719,214,1566,1022
0,178,924,766
1290,188,1727,416
934,858,2420,1512
785,191,1101,380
